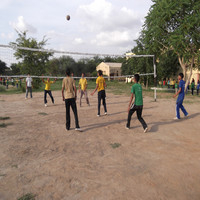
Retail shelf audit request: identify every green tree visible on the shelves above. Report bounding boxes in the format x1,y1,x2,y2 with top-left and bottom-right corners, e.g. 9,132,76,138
10,31,52,88
0,60,8,74
143,0,200,88
10,63,21,75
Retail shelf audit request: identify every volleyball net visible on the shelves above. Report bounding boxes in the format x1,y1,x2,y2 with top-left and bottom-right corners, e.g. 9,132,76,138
0,44,157,100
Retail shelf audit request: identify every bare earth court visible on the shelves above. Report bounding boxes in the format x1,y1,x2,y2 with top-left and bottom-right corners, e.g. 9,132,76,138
0,91,200,200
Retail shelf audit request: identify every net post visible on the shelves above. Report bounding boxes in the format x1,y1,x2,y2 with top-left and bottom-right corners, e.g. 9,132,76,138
153,55,157,102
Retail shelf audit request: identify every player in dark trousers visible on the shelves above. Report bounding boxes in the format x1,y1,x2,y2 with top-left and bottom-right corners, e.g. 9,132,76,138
62,68,81,131
126,74,148,133
91,70,107,117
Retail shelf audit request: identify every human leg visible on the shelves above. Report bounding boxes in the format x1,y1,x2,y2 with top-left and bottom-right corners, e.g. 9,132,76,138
71,98,80,128
98,91,101,115
136,106,148,130
65,99,71,130
48,90,54,104
127,104,136,128
102,90,107,113
44,90,47,104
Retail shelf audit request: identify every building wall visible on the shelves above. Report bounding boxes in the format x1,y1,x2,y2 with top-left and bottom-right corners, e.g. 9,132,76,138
96,62,122,77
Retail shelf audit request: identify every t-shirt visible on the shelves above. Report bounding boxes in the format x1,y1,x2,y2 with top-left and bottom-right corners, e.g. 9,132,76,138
175,83,178,88
79,78,87,91
62,77,76,99
26,77,32,87
191,82,195,89
177,79,185,102
96,76,105,92
44,80,54,90
131,83,143,106
197,84,200,90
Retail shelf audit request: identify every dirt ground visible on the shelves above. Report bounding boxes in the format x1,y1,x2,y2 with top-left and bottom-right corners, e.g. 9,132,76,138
0,90,200,200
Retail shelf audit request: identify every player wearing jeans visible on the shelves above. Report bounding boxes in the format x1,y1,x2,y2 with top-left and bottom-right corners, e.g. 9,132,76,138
173,73,188,119
42,77,56,107
91,70,107,117
126,74,148,133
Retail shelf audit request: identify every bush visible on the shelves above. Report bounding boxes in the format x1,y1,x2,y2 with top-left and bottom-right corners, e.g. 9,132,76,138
21,85,26,93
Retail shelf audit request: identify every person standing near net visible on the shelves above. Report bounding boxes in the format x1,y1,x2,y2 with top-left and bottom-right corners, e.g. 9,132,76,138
126,74,148,133
25,74,33,99
62,68,81,131
173,73,188,120
191,78,195,95
42,77,57,107
79,73,90,107
91,70,107,117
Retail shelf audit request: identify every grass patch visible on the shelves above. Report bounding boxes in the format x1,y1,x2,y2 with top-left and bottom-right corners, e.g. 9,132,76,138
0,123,13,128
38,112,48,116
0,174,6,177
0,123,7,128
0,116,10,120
17,193,36,200
11,164,18,168
110,143,121,149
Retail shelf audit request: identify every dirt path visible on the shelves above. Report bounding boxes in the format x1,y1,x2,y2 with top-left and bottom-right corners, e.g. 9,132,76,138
0,91,200,200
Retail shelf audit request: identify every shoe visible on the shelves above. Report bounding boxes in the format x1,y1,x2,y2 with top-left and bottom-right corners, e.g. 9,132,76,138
75,127,81,131
66,127,70,131
173,117,179,120
25,97,27,99
125,125,130,130
97,115,100,117
45,104,47,107
104,112,107,115
184,114,189,118
144,127,148,133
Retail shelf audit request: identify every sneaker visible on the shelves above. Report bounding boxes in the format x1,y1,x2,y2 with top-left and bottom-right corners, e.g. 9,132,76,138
125,125,130,130
66,127,70,131
104,112,107,115
75,127,81,131
173,117,179,120
144,127,148,133
184,114,189,118
25,97,27,99
45,104,48,107
97,115,100,117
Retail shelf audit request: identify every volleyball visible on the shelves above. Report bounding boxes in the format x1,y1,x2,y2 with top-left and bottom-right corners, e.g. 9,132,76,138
66,15,70,21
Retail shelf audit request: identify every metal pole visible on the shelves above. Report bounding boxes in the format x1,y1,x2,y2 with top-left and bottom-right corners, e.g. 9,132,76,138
153,55,157,102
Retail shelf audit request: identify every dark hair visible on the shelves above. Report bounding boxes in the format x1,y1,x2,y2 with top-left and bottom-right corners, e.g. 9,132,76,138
66,68,71,76
134,74,140,82
98,70,103,76
82,72,85,75
179,73,184,79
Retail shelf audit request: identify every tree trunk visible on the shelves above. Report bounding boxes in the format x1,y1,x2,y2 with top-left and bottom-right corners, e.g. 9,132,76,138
184,56,194,92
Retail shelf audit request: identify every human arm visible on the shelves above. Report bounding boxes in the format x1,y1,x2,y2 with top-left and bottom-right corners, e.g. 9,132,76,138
73,84,77,100
53,78,57,83
128,93,134,112
91,84,98,96
173,87,181,98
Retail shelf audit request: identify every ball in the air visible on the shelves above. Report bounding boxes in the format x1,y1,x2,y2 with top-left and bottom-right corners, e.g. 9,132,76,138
66,15,70,21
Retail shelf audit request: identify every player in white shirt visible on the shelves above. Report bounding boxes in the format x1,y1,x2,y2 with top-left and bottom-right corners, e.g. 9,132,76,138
25,74,33,99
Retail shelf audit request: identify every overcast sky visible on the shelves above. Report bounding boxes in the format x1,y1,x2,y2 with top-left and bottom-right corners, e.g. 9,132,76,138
0,0,153,56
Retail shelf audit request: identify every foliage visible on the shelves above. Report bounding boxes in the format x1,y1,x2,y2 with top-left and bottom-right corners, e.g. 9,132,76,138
0,60,8,74
10,31,52,88
10,63,21,75
143,0,200,86
47,55,124,76
17,193,36,200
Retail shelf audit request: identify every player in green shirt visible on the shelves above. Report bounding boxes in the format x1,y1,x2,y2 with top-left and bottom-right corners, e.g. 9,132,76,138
126,74,148,133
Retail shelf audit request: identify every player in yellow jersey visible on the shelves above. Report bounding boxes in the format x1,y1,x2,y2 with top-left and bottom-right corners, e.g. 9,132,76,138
42,77,57,107
91,70,107,116
79,73,90,107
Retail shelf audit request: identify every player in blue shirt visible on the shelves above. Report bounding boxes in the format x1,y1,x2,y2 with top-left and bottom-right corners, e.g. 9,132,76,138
173,73,188,120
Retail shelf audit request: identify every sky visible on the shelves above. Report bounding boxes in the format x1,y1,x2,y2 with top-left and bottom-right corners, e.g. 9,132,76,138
0,0,153,56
